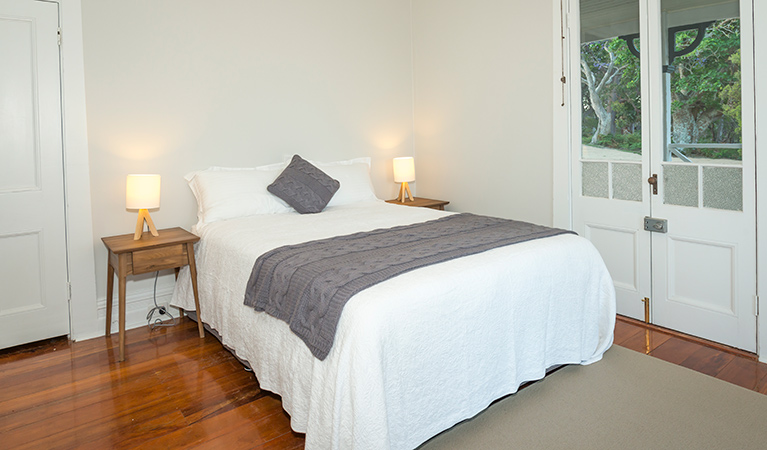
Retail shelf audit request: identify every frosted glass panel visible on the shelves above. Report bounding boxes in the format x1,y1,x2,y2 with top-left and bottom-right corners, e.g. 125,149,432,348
663,165,698,207
582,162,609,198
612,163,642,202
702,166,742,211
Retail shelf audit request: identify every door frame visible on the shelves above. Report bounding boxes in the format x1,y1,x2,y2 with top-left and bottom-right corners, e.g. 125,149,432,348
551,0,766,361
45,0,99,341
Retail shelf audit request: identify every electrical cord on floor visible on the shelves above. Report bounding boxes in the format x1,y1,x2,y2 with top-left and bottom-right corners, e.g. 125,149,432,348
146,271,177,330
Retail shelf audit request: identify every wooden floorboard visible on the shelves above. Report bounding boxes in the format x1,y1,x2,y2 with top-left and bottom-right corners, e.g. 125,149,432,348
614,315,767,390
1,315,765,449
0,319,302,450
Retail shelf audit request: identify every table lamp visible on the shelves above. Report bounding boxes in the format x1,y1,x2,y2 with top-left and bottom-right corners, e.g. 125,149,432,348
126,174,161,240
393,157,415,203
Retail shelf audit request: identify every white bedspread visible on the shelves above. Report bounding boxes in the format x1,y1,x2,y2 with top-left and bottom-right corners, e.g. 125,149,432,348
172,200,616,450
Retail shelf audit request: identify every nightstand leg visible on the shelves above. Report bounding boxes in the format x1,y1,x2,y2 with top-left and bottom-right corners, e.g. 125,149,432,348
186,243,205,339
118,272,127,362
174,268,185,315
106,263,114,336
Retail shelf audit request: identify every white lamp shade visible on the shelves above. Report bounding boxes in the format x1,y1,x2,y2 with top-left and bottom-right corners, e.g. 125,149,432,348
126,174,161,209
393,157,415,183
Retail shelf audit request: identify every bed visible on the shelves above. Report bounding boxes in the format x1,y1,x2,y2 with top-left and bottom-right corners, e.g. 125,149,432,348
171,157,616,450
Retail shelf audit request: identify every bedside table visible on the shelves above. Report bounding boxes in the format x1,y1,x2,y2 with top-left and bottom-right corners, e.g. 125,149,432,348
102,227,204,362
386,197,450,211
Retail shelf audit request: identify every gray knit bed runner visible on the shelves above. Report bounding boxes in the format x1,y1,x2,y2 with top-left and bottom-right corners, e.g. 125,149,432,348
243,213,574,360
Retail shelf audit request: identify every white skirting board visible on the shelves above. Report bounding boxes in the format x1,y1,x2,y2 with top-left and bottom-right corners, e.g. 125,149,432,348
75,283,176,342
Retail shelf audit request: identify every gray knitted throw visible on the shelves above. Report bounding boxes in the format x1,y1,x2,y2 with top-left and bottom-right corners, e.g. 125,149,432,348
243,213,575,360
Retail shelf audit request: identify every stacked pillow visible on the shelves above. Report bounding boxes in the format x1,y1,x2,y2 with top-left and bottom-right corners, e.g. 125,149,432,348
185,155,378,228
311,157,379,208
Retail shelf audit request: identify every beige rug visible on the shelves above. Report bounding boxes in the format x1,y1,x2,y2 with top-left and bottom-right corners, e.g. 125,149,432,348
420,346,767,449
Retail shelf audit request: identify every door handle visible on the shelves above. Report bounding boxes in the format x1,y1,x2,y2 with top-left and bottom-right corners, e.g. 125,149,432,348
647,174,658,195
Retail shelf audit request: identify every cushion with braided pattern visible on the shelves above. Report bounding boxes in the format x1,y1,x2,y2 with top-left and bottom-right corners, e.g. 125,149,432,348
267,155,340,214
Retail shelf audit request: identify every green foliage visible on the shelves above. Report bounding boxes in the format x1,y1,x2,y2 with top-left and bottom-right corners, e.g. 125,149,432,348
685,147,741,159
719,50,742,136
581,18,741,150
581,38,641,136
582,115,598,138
584,132,642,152
609,38,641,133
669,19,741,144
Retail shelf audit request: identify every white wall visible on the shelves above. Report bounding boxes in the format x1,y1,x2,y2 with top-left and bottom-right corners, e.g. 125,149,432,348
411,0,555,225
59,0,100,341
79,0,414,336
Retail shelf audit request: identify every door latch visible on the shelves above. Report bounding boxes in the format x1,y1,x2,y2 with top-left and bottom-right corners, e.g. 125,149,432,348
641,297,650,324
647,174,658,195
644,217,667,233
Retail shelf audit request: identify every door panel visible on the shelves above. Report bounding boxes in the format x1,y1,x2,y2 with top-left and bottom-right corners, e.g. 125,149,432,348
0,232,45,314
666,236,735,314
0,10,39,191
585,224,640,293
0,0,69,349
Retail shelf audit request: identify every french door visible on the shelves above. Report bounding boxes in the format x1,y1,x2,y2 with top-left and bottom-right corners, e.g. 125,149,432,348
571,0,756,351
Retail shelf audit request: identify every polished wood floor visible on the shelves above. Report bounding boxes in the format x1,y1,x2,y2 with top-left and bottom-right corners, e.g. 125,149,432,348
2,316,766,449
614,316,767,393
0,319,304,450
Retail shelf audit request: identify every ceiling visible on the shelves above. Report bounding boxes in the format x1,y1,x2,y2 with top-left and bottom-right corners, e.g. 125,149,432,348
580,0,739,42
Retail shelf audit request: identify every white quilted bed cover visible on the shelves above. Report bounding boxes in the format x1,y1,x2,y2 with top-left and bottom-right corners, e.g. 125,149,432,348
171,201,616,450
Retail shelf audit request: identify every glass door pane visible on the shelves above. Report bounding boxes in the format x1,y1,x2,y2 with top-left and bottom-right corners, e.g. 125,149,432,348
580,0,642,201
661,0,743,211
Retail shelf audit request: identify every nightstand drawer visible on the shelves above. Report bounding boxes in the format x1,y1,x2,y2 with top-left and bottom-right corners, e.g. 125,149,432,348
132,244,187,275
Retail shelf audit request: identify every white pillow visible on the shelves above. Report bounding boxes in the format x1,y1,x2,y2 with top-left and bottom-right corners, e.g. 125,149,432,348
185,163,290,227
286,156,379,207
322,163,378,207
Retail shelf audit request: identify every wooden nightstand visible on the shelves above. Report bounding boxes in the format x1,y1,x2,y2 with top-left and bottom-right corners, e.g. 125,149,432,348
102,227,204,362
386,197,450,211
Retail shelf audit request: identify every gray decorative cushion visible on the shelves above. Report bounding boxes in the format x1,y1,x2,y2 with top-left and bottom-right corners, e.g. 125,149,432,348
267,155,340,214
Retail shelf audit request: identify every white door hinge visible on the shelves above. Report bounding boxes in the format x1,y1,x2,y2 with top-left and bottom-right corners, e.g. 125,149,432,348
755,295,760,317
67,282,72,301
57,27,61,45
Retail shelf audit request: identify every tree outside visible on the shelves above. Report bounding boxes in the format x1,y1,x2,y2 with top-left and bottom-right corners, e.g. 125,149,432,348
581,19,741,160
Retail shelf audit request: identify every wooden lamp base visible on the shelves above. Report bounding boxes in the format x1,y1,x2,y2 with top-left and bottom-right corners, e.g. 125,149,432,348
397,181,414,203
134,209,159,240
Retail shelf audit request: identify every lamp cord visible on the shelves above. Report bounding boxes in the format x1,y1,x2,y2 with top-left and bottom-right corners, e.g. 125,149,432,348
146,271,176,329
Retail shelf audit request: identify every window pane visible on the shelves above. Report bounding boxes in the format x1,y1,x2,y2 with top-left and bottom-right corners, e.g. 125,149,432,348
580,0,642,162
663,1,741,164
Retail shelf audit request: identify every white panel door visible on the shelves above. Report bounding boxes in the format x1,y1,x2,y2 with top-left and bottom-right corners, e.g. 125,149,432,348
0,0,69,348
572,0,651,322
573,0,756,351
647,0,756,350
